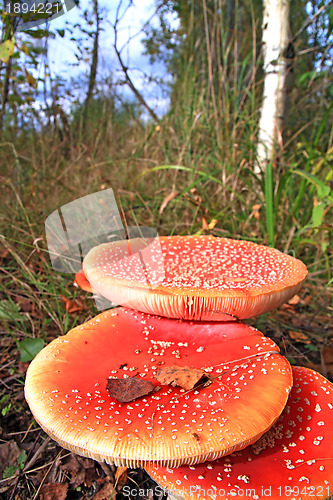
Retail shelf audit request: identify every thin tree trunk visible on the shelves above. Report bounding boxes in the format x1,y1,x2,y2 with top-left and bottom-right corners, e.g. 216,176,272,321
0,16,16,137
83,0,100,131
0,57,12,136
255,0,291,174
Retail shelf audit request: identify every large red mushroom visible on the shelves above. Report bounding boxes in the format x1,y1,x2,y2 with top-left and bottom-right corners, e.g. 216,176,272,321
25,308,292,467
146,366,333,499
81,236,307,321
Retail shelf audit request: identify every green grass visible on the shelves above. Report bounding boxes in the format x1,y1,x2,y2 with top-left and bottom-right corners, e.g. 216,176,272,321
0,31,332,497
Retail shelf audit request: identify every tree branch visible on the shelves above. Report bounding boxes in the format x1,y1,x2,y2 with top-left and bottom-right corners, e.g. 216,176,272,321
114,44,159,122
113,0,160,122
290,0,333,44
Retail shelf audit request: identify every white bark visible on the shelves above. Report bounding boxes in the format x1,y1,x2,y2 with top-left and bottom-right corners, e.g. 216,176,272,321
255,0,291,174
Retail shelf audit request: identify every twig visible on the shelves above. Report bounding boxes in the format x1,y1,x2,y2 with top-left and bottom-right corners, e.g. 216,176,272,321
113,1,159,122
23,437,52,473
290,1,333,44
32,449,63,500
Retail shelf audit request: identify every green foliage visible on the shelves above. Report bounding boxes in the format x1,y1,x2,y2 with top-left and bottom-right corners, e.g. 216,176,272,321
0,4,332,492
0,37,15,63
1,0,332,317
18,337,44,362
0,299,24,322
1,395,12,417
2,451,27,479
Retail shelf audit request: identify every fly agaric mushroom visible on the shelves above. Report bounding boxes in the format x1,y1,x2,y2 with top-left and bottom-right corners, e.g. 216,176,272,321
25,307,292,467
74,269,93,293
81,236,307,321
146,366,333,500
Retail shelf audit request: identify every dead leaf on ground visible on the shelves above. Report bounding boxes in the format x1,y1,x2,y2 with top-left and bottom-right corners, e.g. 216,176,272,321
60,454,97,488
0,440,21,477
18,361,29,374
15,296,35,314
321,346,333,378
159,191,179,215
302,295,312,306
61,295,87,314
155,365,212,391
115,466,127,490
60,454,83,488
282,294,311,310
106,376,154,403
39,483,68,500
207,218,218,230
92,478,116,500
202,217,208,230
288,331,311,344
202,218,218,231
290,317,304,328
84,466,99,488
251,204,261,220
0,248,9,261
189,188,202,205
288,295,301,305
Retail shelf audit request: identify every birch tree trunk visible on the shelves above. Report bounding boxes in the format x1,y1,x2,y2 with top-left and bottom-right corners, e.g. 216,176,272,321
255,0,291,174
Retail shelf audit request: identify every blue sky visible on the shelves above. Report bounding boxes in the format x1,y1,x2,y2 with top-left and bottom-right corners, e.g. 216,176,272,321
45,0,177,117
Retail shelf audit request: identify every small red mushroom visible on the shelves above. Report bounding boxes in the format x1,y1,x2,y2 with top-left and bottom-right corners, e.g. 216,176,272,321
146,366,333,499
25,308,292,467
74,269,93,293
82,236,307,321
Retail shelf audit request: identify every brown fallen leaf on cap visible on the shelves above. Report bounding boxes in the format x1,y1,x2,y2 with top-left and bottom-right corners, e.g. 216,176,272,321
155,365,212,391
106,376,154,403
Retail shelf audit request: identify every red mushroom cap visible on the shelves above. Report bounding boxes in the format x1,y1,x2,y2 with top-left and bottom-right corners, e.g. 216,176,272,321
25,308,292,467
74,269,93,293
82,236,307,320
146,366,333,499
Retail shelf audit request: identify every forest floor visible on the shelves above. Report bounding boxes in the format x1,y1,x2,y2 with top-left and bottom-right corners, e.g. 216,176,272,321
1,240,332,499
1,124,332,498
